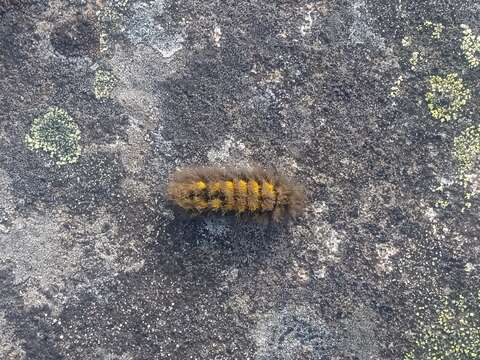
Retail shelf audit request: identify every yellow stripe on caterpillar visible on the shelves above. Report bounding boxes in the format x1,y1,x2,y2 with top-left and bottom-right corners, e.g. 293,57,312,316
195,181,207,190
223,180,235,210
208,181,222,195
235,179,248,213
247,180,260,211
209,198,223,210
193,196,208,210
261,182,276,211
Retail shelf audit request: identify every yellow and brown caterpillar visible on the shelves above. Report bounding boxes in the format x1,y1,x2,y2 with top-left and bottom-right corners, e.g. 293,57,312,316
167,166,305,221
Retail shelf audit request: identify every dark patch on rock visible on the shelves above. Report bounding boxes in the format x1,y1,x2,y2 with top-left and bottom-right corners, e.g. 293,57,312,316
50,17,99,58
0,9,39,69
53,152,126,215
153,215,286,277
56,265,255,359
2,147,125,215
0,0,48,16
10,305,63,360
0,267,63,359
0,266,17,311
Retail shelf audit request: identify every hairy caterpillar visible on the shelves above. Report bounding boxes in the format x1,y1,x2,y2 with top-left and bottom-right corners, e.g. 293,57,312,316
167,166,305,221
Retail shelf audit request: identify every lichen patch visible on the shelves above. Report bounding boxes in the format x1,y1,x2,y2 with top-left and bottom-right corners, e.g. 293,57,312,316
425,73,471,122
25,107,81,166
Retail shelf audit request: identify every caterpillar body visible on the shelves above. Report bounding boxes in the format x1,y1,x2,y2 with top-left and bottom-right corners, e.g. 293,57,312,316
167,166,305,221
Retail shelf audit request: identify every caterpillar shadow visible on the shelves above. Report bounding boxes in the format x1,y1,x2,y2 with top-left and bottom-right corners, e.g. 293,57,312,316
148,208,293,284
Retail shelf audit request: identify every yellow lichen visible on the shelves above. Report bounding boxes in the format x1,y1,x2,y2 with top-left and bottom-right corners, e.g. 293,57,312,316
409,51,420,71
425,73,471,122
25,107,81,166
453,125,480,206
402,36,412,47
390,75,404,97
404,292,480,360
424,20,445,39
434,199,449,209
408,51,419,71
460,24,480,68
94,69,117,99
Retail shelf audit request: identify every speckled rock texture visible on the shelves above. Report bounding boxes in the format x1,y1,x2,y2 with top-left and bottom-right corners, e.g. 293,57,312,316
1,0,480,359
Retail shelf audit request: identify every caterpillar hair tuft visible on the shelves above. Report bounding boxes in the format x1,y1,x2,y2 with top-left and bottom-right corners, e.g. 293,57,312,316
167,166,305,222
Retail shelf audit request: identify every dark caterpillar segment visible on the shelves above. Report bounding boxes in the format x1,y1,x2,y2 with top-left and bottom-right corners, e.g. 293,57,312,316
167,166,304,221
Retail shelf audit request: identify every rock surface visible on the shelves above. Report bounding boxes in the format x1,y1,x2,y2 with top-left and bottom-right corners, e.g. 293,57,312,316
1,0,479,359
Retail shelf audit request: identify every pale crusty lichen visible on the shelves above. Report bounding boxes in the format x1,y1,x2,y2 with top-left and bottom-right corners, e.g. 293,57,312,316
460,24,480,68
404,292,480,360
94,69,117,99
96,0,129,26
402,35,412,47
25,107,81,165
424,20,445,39
109,0,129,10
409,51,420,71
390,75,404,97
212,25,222,47
434,199,449,209
425,73,471,122
96,0,130,54
453,125,480,207
99,32,110,53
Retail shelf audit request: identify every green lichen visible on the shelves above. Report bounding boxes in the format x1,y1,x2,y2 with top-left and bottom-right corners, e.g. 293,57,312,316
404,292,480,360
425,73,471,122
94,69,117,99
460,24,480,68
453,125,480,206
25,107,81,166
